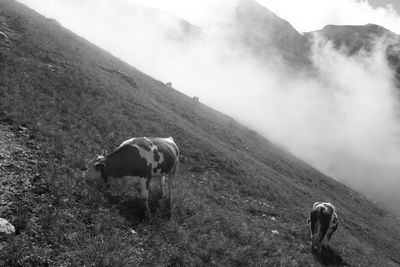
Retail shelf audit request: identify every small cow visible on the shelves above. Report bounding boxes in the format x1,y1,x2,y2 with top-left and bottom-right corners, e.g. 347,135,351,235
307,202,338,253
86,137,179,217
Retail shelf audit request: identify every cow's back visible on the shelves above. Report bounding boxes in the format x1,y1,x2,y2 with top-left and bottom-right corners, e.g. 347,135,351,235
104,137,179,177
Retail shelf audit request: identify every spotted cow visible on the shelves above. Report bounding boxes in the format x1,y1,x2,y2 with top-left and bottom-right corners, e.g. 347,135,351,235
86,137,179,217
307,202,338,252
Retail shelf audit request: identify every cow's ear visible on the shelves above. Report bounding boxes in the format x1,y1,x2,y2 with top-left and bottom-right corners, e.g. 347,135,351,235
95,162,105,172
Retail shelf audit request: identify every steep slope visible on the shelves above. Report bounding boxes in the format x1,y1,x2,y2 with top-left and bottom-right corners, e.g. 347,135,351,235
0,0,400,266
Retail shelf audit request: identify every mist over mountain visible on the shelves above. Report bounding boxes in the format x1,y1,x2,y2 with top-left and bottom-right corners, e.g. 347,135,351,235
159,0,400,215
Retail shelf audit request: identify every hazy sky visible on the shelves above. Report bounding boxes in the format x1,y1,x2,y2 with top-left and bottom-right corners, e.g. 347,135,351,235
369,0,400,12
17,0,400,33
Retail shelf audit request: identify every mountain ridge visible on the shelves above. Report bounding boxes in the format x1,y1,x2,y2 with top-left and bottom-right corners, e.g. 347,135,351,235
235,0,309,60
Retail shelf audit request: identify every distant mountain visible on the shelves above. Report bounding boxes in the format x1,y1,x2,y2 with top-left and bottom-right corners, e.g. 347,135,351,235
308,23,400,82
200,0,311,68
234,0,400,80
115,0,400,76
234,0,310,66
310,23,397,53
115,0,400,78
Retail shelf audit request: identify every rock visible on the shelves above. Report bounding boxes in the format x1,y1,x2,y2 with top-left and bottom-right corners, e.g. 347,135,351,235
0,31,8,40
60,197,69,204
17,126,28,132
28,159,38,165
0,218,15,236
130,228,137,235
271,230,279,235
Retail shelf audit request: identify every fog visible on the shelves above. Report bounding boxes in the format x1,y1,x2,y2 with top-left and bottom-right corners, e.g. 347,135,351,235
18,0,400,214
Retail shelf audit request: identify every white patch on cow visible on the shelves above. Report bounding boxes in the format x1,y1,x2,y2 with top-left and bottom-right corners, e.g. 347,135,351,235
118,137,136,148
134,142,165,175
135,145,153,166
163,137,174,143
153,145,164,166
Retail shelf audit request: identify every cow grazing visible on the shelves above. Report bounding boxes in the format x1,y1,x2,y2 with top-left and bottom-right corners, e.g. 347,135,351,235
86,137,179,217
307,202,338,253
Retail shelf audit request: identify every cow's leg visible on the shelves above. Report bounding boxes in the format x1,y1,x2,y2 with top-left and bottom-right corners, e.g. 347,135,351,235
123,176,150,218
138,177,150,218
159,176,166,197
167,159,179,213
323,224,334,249
326,223,337,249
321,233,329,249
123,176,139,198
327,219,338,242
311,221,321,251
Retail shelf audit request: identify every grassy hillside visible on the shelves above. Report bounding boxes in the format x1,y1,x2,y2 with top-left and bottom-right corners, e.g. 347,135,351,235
1,0,400,266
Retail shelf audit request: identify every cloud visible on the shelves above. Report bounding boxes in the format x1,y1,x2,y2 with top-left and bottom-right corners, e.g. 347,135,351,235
20,0,400,32
118,0,400,33
256,0,400,33
298,36,400,204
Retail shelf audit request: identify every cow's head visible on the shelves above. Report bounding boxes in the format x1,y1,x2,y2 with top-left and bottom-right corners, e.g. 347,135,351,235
85,155,106,182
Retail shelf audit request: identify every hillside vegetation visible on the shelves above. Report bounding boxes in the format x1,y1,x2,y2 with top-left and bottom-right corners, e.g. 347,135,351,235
1,0,400,266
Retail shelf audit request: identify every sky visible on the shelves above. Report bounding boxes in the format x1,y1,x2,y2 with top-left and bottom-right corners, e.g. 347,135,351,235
16,0,400,214
369,0,400,12
16,0,400,33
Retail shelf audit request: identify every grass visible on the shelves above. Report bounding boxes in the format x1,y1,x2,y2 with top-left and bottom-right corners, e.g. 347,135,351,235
0,0,400,266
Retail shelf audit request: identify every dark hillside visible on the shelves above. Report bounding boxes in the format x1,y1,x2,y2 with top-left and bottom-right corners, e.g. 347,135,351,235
0,0,400,266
